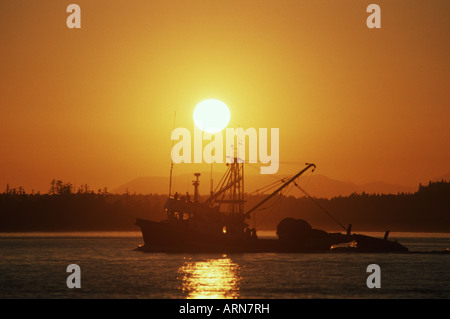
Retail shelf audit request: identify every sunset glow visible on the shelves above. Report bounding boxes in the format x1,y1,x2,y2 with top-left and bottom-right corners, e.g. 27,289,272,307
1,1,450,304
0,1,448,194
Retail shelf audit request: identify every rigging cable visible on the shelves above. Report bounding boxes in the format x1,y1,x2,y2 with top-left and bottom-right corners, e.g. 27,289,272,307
245,162,348,233
293,181,347,231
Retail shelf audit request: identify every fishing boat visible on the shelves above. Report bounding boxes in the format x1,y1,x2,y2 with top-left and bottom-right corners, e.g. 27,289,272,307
136,161,408,253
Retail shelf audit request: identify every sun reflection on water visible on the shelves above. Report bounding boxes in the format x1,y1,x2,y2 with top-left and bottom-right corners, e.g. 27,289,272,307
178,256,240,299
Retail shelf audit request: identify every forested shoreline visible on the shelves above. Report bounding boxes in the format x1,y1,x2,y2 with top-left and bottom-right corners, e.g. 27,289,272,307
0,180,449,233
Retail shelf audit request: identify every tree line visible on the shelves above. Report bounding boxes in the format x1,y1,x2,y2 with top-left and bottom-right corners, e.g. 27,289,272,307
0,179,449,232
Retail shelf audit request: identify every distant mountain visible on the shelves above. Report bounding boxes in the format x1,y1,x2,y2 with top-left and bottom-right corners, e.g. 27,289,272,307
112,173,417,198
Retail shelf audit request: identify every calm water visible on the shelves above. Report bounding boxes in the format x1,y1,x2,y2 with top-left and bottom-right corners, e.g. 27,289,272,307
0,231,449,299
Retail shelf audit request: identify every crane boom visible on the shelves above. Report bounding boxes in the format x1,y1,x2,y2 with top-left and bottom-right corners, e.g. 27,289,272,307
244,163,316,219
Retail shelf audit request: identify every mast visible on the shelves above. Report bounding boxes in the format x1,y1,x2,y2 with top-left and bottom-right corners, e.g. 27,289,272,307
244,163,316,219
193,173,201,203
210,160,245,215
210,163,213,196
230,159,244,215
168,111,176,197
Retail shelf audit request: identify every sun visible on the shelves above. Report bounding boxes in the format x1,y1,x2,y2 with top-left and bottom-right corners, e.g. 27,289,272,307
193,99,230,133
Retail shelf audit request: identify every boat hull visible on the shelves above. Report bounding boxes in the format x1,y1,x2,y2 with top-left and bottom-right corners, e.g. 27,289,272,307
136,218,407,253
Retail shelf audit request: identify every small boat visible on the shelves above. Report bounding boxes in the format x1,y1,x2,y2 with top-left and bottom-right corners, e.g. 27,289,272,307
136,161,408,253
330,232,409,253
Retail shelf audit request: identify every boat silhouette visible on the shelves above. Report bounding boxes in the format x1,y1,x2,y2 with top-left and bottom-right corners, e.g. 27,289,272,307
136,161,408,253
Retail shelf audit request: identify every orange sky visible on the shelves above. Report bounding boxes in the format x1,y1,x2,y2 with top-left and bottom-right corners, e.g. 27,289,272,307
1,1,449,193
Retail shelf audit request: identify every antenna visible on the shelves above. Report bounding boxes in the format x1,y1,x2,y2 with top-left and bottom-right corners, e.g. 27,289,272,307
210,163,213,196
168,111,176,197
193,173,201,203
